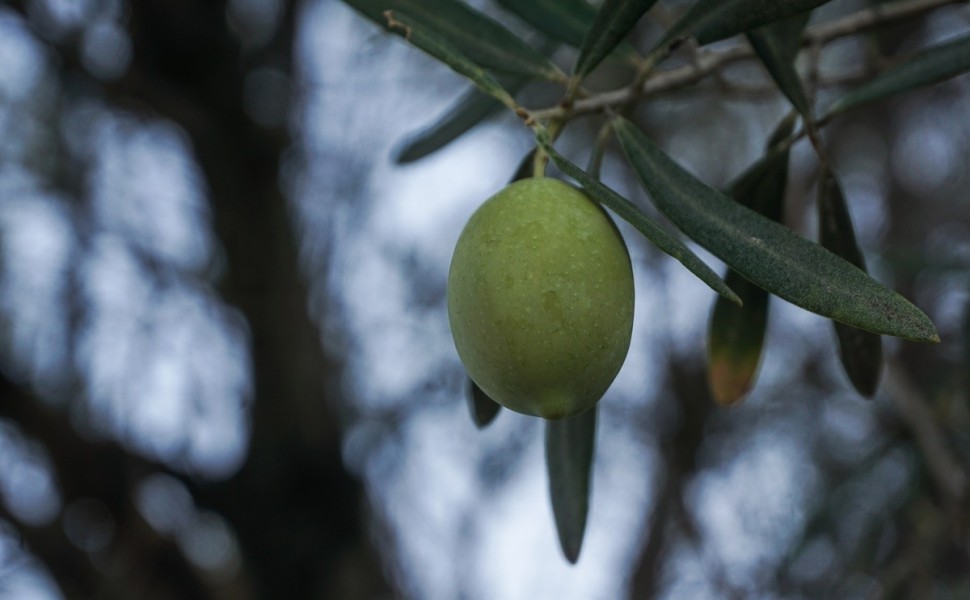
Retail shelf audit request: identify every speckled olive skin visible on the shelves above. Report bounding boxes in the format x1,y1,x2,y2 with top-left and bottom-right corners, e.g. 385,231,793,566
447,178,635,420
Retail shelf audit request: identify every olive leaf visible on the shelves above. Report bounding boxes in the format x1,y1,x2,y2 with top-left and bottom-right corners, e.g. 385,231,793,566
817,168,883,396
612,116,939,342
651,0,829,56
396,38,561,163
747,13,811,118
396,76,531,163
535,134,741,305
467,378,501,428
708,123,792,406
709,272,771,406
573,0,659,80
343,0,564,81
546,406,596,563
825,33,970,117
496,0,595,49
381,11,518,109
497,0,640,62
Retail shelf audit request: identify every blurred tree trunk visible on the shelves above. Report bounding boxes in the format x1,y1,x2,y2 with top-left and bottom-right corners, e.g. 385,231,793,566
3,1,390,598
629,358,713,600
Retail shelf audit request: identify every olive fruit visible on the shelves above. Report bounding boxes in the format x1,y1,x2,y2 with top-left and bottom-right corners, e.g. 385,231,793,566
447,177,635,420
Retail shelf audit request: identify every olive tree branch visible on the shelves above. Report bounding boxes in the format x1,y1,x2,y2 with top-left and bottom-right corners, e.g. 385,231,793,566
685,69,879,101
531,0,968,121
884,362,968,506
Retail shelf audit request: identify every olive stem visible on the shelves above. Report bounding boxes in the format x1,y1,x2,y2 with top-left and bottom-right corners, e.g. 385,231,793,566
533,119,565,178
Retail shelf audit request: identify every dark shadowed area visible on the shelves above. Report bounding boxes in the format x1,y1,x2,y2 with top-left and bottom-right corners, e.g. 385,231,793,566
0,0,969,599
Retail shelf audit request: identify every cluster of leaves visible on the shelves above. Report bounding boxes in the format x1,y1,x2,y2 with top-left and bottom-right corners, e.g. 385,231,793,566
342,0,970,563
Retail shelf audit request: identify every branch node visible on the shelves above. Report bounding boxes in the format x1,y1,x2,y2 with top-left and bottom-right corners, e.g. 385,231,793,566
383,10,411,40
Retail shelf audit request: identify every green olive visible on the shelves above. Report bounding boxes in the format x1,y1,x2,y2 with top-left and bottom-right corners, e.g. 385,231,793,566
447,177,635,420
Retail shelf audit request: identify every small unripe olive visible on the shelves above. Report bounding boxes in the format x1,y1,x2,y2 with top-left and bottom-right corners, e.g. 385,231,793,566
447,177,635,419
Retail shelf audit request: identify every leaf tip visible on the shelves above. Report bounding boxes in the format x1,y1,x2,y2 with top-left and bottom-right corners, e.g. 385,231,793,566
707,358,756,407
918,313,941,343
468,378,501,428
911,321,941,344
393,145,418,165
834,326,883,398
561,538,582,564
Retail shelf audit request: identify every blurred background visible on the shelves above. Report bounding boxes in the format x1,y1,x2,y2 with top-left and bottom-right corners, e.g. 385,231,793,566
0,0,968,598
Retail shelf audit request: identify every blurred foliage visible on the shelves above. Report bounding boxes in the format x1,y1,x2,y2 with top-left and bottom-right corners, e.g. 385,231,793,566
0,0,387,598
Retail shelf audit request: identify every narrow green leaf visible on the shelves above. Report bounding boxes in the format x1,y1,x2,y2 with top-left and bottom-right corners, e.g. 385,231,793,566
536,135,741,305
747,13,811,117
612,117,939,342
546,406,596,563
396,39,559,163
396,76,530,163
467,378,501,427
832,320,883,396
707,137,791,406
343,0,564,81
383,11,517,108
496,0,640,62
497,0,596,48
817,168,883,396
826,33,970,117
573,0,659,80
708,272,770,406
652,0,829,55
733,114,796,216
